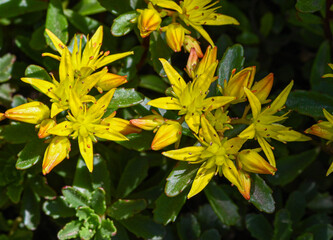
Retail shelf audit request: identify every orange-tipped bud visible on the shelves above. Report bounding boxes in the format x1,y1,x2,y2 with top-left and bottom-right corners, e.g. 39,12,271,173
185,48,199,79
42,136,71,175
137,7,162,38
38,119,57,138
101,117,141,135
183,35,203,58
252,73,273,103
223,67,256,103
151,121,182,150
96,73,127,92
5,101,50,124
196,46,218,77
0,113,5,121
130,114,165,131
238,150,277,175
238,169,251,200
161,23,189,52
305,121,333,141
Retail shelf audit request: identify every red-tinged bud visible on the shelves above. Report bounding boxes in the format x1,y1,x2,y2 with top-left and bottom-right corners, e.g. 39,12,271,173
137,7,162,38
0,113,5,121
238,150,277,175
161,23,190,52
305,121,333,141
38,119,57,138
96,73,127,92
252,73,273,103
130,114,165,131
151,121,182,150
101,117,141,135
185,48,199,79
42,136,71,175
238,169,251,200
183,35,203,58
5,101,50,124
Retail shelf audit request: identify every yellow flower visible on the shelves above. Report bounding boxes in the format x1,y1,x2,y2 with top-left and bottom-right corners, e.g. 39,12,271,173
43,26,133,79
42,136,71,175
137,4,162,38
148,57,234,133
151,0,239,46
239,82,311,167
161,23,190,52
205,108,231,134
251,73,273,104
47,89,128,172
5,101,50,124
163,115,246,198
37,119,57,138
22,48,106,117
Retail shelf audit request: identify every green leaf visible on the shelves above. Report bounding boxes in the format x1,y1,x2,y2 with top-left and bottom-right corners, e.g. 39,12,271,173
120,214,165,239
307,192,333,211
108,88,144,109
64,9,100,34
154,191,187,225
249,175,275,213
286,91,333,118
296,233,314,240
73,157,93,192
73,0,106,16
139,75,169,94
58,220,81,240
286,191,306,223
45,0,68,51
62,186,90,208
204,182,240,226
246,214,273,240
217,44,244,91
296,0,325,13
0,0,48,18
111,11,139,37
43,197,76,219
310,41,332,91
16,138,46,170
149,31,172,76
116,157,148,198
97,0,132,15
176,214,201,240
273,209,293,240
107,199,147,220
15,36,44,64
1,123,36,144
116,131,154,152
29,25,47,50
260,12,274,37
305,224,333,240
20,187,40,230
90,188,106,215
97,219,117,238
76,206,95,221
29,175,56,198
6,184,23,203
165,162,199,197
268,149,319,186
0,54,15,83
199,229,221,240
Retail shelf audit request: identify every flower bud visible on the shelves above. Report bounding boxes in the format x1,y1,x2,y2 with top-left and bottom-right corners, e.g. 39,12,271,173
38,119,57,138
252,73,273,103
238,150,277,175
185,48,199,79
162,23,189,52
305,121,333,141
42,136,71,175
96,73,127,93
101,117,141,135
196,46,217,77
183,35,203,58
137,7,162,38
130,114,165,131
238,169,251,200
5,101,50,124
0,113,5,121
151,121,182,150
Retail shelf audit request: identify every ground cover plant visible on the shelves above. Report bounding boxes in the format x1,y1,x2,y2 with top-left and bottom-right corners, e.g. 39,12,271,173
0,0,333,239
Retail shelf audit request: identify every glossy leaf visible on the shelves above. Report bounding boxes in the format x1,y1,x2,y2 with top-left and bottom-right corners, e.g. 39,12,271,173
139,75,169,94
111,11,139,37
58,220,81,240
0,54,15,83
25,64,52,82
16,138,46,170
165,162,199,197
108,88,144,109
117,131,154,152
64,9,99,34
62,186,90,208
304,224,333,240
1,123,36,144
90,188,106,215
6,184,23,204
273,209,293,240
204,182,240,226
286,191,306,222
176,214,201,240
0,0,48,18
97,0,132,15
73,0,106,15
107,199,147,220
43,197,76,219
97,219,117,239
296,0,325,13
20,187,40,230
246,214,273,240
199,229,221,240
249,175,275,213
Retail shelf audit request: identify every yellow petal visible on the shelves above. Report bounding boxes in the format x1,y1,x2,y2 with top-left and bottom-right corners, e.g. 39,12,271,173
188,23,214,47
275,129,312,142
238,124,256,139
203,14,239,26
188,162,216,198
257,136,275,167
38,119,57,138
47,121,74,136
78,135,94,172
323,109,333,125
90,26,103,50
93,125,128,141
103,117,141,135
59,48,74,84
69,90,83,119
162,146,205,161
203,96,235,110
200,115,220,145
151,0,183,13
222,159,243,191
238,149,277,175
88,88,116,120
51,102,68,118
224,137,247,154
151,122,182,150
21,77,58,100
96,51,134,69
265,81,293,115
244,87,261,119
159,58,186,97
147,97,182,110
326,161,333,176
185,111,201,133
75,67,108,97
45,29,66,54
252,73,273,103
42,52,61,61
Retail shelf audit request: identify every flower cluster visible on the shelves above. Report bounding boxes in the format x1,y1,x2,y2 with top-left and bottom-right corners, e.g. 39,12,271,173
136,0,239,53
131,46,310,199
1,26,140,174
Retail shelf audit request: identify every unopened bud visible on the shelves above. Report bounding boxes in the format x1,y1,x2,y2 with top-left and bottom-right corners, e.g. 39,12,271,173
130,114,165,131
38,119,57,138
238,169,251,200
183,35,203,58
96,73,127,92
0,113,5,121
238,150,277,175
5,101,50,124
137,7,162,38
162,23,189,52
151,121,182,150
252,73,273,103
185,48,199,79
101,117,141,135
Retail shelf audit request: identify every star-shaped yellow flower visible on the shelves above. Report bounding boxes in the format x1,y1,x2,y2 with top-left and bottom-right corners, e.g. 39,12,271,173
239,81,311,167
47,89,128,172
